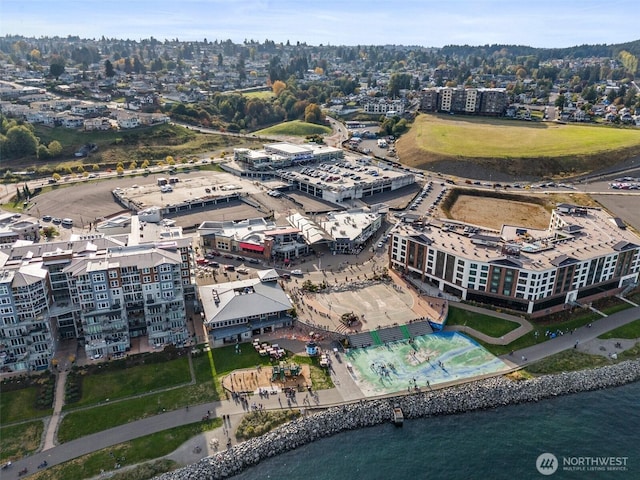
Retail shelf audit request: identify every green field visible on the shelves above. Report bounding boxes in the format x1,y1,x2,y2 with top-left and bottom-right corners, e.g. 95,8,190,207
68,356,191,408
239,90,275,100
58,354,219,443
474,308,602,356
255,120,332,137
211,342,274,374
4,124,255,173
405,114,640,158
446,306,520,337
397,114,640,177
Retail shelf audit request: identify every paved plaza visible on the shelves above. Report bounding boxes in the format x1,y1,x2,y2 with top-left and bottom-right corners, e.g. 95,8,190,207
344,332,511,397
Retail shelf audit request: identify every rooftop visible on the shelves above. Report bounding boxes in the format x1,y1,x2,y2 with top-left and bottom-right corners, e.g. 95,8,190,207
395,207,640,271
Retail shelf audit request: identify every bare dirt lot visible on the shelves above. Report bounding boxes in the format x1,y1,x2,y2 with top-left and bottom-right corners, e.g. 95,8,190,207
449,195,551,230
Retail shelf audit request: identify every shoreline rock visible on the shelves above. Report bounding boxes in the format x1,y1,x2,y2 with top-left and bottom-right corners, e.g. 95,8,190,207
155,360,640,479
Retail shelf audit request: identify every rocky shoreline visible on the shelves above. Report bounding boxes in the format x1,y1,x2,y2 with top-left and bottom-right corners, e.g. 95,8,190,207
155,360,640,479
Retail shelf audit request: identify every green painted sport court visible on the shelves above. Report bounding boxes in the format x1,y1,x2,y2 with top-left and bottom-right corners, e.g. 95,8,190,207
345,332,510,397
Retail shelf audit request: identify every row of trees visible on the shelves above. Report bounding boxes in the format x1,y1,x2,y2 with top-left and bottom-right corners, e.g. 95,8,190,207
0,116,64,160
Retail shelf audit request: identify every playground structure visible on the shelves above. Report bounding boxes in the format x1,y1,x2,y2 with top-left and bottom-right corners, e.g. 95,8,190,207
271,361,302,382
221,362,311,395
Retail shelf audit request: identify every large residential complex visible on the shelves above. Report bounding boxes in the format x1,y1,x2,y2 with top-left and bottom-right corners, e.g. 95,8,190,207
390,204,640,316
419,87,508,116
0,222,195,372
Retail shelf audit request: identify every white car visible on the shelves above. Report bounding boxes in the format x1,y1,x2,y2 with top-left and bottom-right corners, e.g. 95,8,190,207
291,269,303,276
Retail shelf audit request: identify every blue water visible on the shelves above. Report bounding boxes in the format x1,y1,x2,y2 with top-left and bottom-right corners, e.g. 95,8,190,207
232,382,640,480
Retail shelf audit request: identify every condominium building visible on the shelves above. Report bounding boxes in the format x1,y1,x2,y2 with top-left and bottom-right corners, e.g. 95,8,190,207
419,87,508,116
0,225,196,372
389,205,640,316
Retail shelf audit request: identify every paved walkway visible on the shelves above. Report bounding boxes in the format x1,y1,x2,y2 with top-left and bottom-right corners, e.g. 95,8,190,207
501,305,640,367
6,305,639,477
42,370,67,451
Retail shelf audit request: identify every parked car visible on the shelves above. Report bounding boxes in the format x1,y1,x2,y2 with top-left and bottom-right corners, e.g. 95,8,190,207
247,258,260,264
52,217,62,224
224,265,235,271
237,267,249,274
291,269,303,276
42,215,52,222
280,273,291,280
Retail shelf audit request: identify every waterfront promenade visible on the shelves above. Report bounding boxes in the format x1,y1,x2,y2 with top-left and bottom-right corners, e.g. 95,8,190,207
5,302,639,478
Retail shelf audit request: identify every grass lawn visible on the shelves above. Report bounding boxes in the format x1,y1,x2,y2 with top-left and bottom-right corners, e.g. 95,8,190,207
446,306,520,338
70,356,191,408
30,419,220,480
525,350,613,375
598,319,640,340
0,420,45,463
239,90,275,100
402,114,640,159
255,120,332,137
291,355,335,390
474,309,601,356
211,343,274,375
0,386,51,424
599,302,634,316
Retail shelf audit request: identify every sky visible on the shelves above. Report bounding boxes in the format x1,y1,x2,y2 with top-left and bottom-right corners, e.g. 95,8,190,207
1,0,637,49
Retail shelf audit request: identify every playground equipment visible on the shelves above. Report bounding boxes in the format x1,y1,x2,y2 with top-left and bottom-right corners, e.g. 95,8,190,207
271,361,302,382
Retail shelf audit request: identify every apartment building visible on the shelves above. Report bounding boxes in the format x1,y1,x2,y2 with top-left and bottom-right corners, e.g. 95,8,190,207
419,87,508,116
389,206,640,316
0,230,195,372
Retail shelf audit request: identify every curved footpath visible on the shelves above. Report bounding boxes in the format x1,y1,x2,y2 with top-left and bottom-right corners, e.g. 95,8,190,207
155,360,640,480
5,305,640,478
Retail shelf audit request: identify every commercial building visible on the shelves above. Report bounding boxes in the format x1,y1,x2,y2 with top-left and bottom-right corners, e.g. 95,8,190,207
0,213,40,244
233,142,343,172
389,205,640,316
277,160,415,204
200,274,293,346
319,209,383,254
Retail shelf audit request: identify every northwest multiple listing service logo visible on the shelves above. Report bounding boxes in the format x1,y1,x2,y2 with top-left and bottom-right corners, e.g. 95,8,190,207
536,453,559,475
536,452,629,475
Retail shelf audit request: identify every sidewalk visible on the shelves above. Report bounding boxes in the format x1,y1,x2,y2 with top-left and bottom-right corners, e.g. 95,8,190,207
502,305,640,367
42,370,67,451
7,304,640,476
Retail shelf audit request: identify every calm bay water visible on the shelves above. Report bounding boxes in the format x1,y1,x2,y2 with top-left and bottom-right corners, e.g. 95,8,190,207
232,382,639,480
